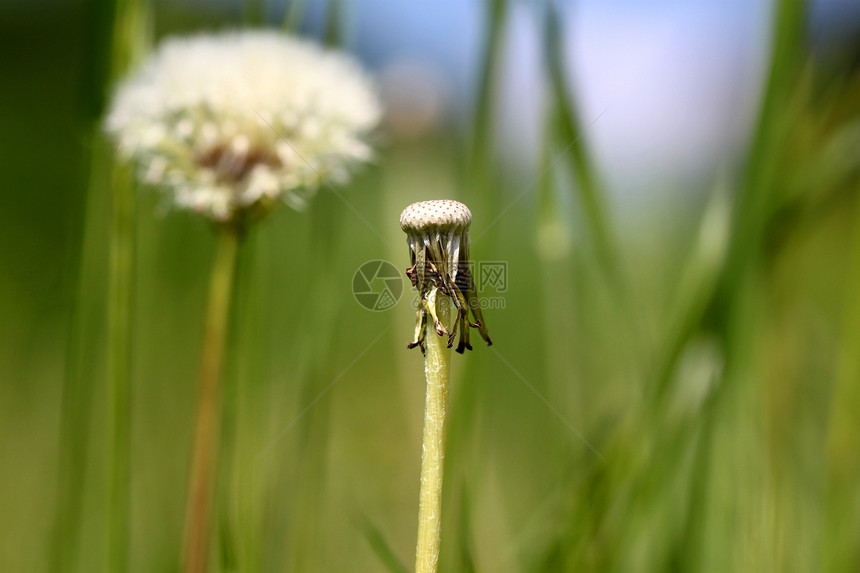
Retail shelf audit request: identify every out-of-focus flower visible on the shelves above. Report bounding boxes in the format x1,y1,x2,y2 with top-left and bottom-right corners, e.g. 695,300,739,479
400,200,492,354
104,30,381,223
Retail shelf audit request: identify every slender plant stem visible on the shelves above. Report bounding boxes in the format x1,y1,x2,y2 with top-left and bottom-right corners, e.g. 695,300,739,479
415,293,451,573
544,4,619,278
106,162,135,573
50,130,108,573
442,6,507,565
243,0,264,25
822,182,860,572
51,0,148,564
282,0,308,32
324,0,344,47
289,194,342,571
104,1,151,570
471,0,507,176
469,0,507,231
219,231,259,573
183,229,240,573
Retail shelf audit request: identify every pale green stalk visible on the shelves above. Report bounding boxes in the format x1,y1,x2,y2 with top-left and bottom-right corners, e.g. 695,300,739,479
183,229,240,573
415,292,451,573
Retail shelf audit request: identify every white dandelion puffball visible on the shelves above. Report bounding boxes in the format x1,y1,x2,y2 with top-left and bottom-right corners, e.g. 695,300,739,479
104,30,382,223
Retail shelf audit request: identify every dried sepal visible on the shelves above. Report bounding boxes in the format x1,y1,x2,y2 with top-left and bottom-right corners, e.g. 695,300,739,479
400,200,492,354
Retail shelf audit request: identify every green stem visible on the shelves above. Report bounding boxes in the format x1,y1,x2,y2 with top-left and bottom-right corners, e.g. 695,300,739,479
219,231,260,573
288,191,343,570
469,0,508,229
243,0,264,25
183,229,240,573
415,291,451,573
52,0,149,566
722,0,806,294
50,129,109,573
324,0,344,47
543,5,645,378
471,0,507,173
106,161,135,573
545,4,617,281
104,1,150,569
823,182,860,572
282,0,307,33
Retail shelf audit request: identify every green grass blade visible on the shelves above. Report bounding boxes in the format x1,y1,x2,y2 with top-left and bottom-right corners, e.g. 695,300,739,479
324,0,345,48
544,2,617,278
282,0,307,33
723,0,807,290
470,0,508,182
823,182,860,571
106,159,136,573
357,514,409,573
49,130,112,573
104,2,151,571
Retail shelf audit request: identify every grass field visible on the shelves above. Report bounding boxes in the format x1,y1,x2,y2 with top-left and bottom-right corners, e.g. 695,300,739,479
2,0,860,571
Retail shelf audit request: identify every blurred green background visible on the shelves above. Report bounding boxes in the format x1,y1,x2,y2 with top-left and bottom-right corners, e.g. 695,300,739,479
3,0,860,571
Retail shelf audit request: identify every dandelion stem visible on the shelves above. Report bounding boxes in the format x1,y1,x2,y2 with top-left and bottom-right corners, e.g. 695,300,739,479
415,292,451,573
183,228,240,573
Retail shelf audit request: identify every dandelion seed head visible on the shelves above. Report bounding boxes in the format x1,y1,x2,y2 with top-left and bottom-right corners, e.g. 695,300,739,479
104,30,382,223
400,199,472,233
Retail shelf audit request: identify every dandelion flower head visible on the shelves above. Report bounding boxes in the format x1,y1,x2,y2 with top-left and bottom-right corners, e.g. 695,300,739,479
105,30,382,223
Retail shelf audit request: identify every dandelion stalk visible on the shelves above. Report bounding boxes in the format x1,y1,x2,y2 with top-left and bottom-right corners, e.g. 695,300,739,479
415,289,451,572
400,201,492,573
183,228,240,573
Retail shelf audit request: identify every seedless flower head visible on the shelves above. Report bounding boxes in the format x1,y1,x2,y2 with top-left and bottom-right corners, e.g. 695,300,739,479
400,200,492,354
104,30,381,225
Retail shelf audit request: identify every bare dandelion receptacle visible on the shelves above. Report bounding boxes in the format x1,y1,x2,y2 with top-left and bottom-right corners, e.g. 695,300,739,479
400,200,492,353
